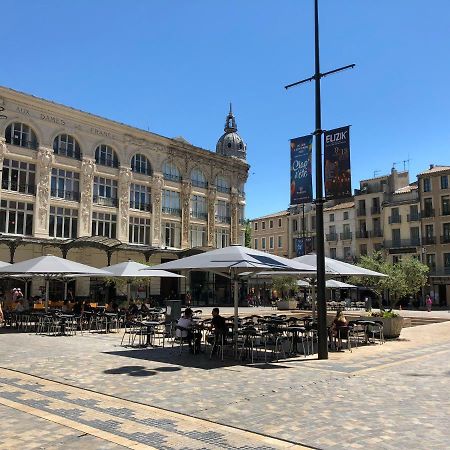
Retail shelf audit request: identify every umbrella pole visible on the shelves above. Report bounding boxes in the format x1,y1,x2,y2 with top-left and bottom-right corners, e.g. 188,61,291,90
311,281,316,320
64,280,68,301
45,278,49,313
127,280,131,303
233,271,239,337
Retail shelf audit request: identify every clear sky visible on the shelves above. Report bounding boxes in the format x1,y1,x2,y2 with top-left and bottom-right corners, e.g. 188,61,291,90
2,0,450,219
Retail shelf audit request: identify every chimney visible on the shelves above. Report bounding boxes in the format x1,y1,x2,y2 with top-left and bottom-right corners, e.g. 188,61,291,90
430,164,435,169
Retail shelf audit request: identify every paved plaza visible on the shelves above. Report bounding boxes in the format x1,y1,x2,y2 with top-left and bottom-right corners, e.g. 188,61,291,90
0,317,449,449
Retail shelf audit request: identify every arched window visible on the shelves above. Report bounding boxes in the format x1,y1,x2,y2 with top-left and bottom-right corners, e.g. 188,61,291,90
5,122,38,149
162,161,181,182
131,153,152,175
216,175,230,193
95,145,119,168
191,168,207,188
53,134,81,159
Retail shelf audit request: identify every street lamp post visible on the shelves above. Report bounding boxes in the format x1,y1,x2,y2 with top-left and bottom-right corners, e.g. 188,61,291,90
285,0,355,359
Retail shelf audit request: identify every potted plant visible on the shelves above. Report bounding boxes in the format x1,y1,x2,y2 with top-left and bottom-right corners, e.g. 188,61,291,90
272,276,299,310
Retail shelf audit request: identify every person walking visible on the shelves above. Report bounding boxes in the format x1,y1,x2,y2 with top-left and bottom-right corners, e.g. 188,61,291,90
426,295,433,312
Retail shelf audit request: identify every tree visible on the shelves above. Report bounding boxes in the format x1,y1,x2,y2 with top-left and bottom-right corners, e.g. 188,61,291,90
271,276,299,299
401,257,429,298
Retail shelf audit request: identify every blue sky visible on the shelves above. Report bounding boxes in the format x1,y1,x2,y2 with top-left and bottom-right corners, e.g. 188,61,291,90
2,0,450,219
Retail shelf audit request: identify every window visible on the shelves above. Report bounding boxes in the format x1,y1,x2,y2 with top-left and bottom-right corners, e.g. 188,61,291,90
443,223,450,243
215,200,230,223
95,145,118,168
215,228,230,249
190,225,206,247
425,224,434,241
5,122,38,149
278,236,283,248
329,214,335,222
254,222,258,231
191,168,207,188
409,205,419,221
441,175,449,190
130,184,151,211
359,244,367,256
51,169,80,201
343,211,349,220
292,219,298,232
162,222,181,248
129,216,151,245
278,218,282,227
392,229,401,245
311,216,316,230
216,175,230,193
442,196,450,215
358,199,366,214
53,134,81,159
49,207,78,238
330,248,337,259
410,227,420,245
423,198,433,216
92,212,117,238
269,220,274,229
0,200,33,235
93,177,118,207
342,223,351,239
261,237,266,250
344,247,351,261
269,236,274,249
426,254,436,270
1,159,35,195
131,154,152,175
423,177,431,192
162,190,181,216
190,195,207,220
444,253,450,272
162,161,181,182
262,221,266,230
254,238,258,249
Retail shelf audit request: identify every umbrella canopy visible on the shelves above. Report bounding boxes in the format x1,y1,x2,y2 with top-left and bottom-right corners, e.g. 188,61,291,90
325,279,357,289
297,279,311,287
0,255,112,311
101,260,184,279
0,261,11,269
293,254,387,277
150,245,315,333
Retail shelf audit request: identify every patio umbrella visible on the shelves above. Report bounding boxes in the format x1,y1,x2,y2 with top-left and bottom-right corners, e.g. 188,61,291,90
325,279,357,289
0,255,112,311
0,261,11,268
100,260,184,302
148,245,315,333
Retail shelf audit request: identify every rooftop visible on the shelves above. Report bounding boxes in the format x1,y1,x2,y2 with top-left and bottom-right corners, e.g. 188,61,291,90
324,201,355,212
393,183,418,194
251,210,289,221
418,165,450,176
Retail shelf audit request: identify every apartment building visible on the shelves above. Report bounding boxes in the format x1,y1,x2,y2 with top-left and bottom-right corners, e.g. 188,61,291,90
287,203,317,258
250,211,289,257
418,165,450,305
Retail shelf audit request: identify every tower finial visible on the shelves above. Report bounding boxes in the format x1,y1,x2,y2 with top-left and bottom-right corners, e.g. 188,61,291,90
229,102,233,115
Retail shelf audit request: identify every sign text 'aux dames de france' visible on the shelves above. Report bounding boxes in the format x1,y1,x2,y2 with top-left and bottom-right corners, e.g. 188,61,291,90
324,126,352,200
290,135,313,205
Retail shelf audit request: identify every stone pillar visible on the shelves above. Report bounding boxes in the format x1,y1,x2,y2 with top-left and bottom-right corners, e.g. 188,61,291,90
118,167,132,242
230,191,239,245
79,158,96,237
181,180,192,249
207,186,217,247
151,174,164,246
34,147,53,238
0,137,8,205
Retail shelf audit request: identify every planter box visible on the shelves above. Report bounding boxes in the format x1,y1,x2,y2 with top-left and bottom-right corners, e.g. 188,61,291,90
277,299,298,310
355,315,404,338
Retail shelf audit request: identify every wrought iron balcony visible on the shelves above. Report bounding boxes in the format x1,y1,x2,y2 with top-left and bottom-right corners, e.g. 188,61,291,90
384,239,420,248
6,138,39,150
407,213,420,222
53,146,82,160
163,173,181,182
130,201,152,212
1,181,36,195
51,189,80,201
192,180,208,189
421,208,435,218
422,236,436,245
93,195,118,207
440,235,450,244
356,208,366,217
441,209,450,216
388,215,402,224
96,157,119,168
340,232,353,240
356,230,369,239
190,211,208,220
217,186,231,194
162,207,181,216
215,215,231,224
326,233,339,242
371,206,381,215
371,229,384,238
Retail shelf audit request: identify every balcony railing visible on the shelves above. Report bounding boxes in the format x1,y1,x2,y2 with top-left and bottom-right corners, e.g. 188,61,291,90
162,207,181,216
54,147,82,160
407,213,420,222
93,195,118,207
371,206,381,215
384,239,421,248
6,138,39,150
421,208,435,218
51,189,80,201
190,211,208,220
440,235,450,244
163,174,182,183
216,215,231,224
356,230,369,239
371,229,384,238
441,209,450,216
192,180,208,189
1,181,36,195
217,186,231,194
422,236,436,245
340,232,353,240
130,201,152,212
326,233,339,242
356,208,366,217
96,157,119,168
388,215,402,224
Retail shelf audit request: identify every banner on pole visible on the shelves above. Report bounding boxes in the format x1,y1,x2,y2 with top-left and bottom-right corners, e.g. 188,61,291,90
290,135,313,205
324,126,351,199
295,237,313,257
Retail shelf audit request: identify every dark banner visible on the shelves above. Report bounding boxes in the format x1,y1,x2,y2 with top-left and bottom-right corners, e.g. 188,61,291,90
324,126,351,199
290,135,313,205
295,237,313,257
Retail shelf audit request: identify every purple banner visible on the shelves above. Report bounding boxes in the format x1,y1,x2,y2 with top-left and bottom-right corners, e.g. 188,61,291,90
290,135,313,205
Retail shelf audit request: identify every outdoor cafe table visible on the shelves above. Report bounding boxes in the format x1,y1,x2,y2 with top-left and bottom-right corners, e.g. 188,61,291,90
136,320,161,346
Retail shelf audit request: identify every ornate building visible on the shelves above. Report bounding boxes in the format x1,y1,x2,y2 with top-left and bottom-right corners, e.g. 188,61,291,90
0,87,248,300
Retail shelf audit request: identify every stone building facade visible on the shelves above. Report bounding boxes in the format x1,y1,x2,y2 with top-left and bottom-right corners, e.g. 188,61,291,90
250,211,289,258
0,87,248,300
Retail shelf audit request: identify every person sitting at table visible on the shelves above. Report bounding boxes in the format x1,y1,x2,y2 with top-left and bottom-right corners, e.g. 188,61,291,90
62,300,71,313
330,309,348,351
210,307,227,354
83,300,93,313
128,299,139,315
14,298,25,313
176,307,201,353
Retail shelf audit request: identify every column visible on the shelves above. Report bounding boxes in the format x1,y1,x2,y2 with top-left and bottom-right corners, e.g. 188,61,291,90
181,180,192,249
230,191,239,244
34,146,53,238
118,167,132,242
79,158,96,237
0,137,8,206
151,174,164,246
207,186,217,247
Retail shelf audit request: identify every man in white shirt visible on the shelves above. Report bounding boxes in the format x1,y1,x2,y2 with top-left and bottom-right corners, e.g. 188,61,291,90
176,308,201,352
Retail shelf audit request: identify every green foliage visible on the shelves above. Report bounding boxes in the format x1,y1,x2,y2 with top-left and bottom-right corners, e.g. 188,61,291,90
271,276,299,299
350,252,429,309
370,311,400,318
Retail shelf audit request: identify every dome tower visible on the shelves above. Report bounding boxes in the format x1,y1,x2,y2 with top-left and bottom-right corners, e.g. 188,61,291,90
216,104,246,160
